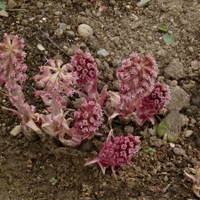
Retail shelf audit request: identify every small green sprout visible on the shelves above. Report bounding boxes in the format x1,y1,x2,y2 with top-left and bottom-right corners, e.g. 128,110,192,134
39,165,45,170
157,25,175,45
50,177,58,186
163,33,175,45
144,147,155,156
158,25,168,33
16,12,23,20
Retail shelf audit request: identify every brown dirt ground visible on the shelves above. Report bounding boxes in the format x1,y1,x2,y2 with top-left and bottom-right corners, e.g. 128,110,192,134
0,0,200,199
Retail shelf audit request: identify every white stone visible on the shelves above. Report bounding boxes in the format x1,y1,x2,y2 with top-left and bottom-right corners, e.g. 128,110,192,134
37,44,45,51
184,130,193,137
10,125,22,136
77,24,93,39
169,142,175,148
0,10,9,17
97,49,109,57
173,147,186,156
137,0,150,7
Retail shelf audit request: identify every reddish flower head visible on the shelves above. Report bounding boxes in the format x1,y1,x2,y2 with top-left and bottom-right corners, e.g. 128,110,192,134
0,33,27,86
59,99,103,148
73,99,103,139
34,59,77,113
70,49,99,95
85,130,140,177
117,53,158,115
136,82,171,125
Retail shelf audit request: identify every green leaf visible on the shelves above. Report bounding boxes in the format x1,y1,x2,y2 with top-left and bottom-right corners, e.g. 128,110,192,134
50,177,58,186
163,33,175,45
0,0,7,10
144,147,155,156
39,165,45,170
156,110,182,142
158,25,168,33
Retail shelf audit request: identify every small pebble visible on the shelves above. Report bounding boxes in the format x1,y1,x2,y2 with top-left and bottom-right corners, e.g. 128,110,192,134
126,178,137,188
188,46,194,53
184,130,193,137
97,49,109,57
132,14,139,21
59,23,67,31
8,0,17,9
190,118,196,125
0,10,9,17
173,147,186,156
169,143,175,148
54,28,64,37
164,176,168,182
137,0,150,7
77,24,94,39
36,2,44,9
37,44,45,51
54,11,62,15
21,19,28,25
149,136,163,147
191,97,200,106
66,31,75,38
124,125,134,134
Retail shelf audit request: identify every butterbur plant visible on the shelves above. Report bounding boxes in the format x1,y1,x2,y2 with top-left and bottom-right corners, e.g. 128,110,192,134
0,33,43,141
0,33,171,177
108,52,170,127
0,33,27,86
34,59,77,114
59,99,104,147
184,167,200,198
116,53,158,116
135,82,171,125
85,129,140,177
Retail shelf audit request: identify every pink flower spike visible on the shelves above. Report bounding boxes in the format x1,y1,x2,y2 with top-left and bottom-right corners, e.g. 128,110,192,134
70,49,100,95
0,33,27,86
135,82,171,125
35,59,77,96
34,59,77,113
73,99,103,141
116,53,158,116
85,129,140,177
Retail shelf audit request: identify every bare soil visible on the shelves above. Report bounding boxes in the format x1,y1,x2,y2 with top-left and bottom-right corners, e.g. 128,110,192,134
0,0,200,199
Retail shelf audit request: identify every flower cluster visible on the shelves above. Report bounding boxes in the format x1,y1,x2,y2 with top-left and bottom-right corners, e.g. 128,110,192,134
0,33,42,141
73,99,103,139
135,82,171,125
34,59,77,114
116,53,158,115
58,99,104,147
85,130,140,176
0,33,27,87
70,49,100,96
107,52,171,126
